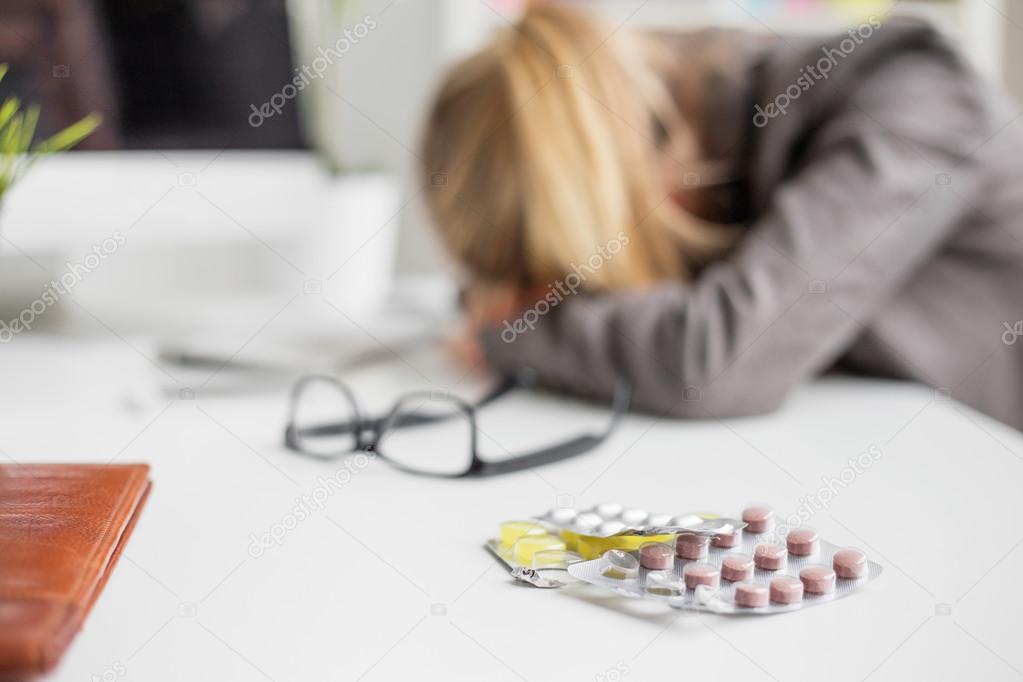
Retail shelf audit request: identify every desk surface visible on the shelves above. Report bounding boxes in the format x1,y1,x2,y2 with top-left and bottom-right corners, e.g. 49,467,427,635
4,336,1022,682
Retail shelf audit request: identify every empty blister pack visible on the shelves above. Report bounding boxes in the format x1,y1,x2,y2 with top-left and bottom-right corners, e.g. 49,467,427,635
485,520,586,588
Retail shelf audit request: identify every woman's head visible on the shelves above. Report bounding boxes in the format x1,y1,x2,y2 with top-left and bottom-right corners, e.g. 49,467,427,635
421,4,731,292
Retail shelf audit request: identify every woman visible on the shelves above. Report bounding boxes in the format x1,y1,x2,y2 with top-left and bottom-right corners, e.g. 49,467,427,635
420,5,1023,429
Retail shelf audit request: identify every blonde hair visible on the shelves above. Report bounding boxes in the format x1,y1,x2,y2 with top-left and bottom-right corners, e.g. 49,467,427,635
420,4,734,291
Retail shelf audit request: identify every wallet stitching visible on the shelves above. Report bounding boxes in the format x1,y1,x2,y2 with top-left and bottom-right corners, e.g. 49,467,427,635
68,465,146,603
32,465,148,668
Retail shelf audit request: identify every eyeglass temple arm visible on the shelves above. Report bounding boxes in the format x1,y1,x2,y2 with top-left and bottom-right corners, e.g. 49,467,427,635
473,380,632,477
598,379,632,438
473,434,604,476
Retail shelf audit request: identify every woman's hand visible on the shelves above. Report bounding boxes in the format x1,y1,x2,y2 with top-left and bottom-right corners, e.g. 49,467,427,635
463,283,525,328
448,283,528,371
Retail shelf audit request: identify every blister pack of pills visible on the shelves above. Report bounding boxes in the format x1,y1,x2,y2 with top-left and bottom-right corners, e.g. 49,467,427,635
567,504,882,614
538,502,743,538
487,503,882,614
486,506,740,570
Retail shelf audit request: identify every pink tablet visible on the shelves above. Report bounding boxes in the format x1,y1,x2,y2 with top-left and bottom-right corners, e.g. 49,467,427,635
734,581,769,608
833,548,868,579
786,527,819,556
712,529,741,548
720,554,754,582
742,506,773,533
800,565,836,595
639,542,674,570
770,576,804,604
754,543,787,570
683,562,720,590
675,533,710,560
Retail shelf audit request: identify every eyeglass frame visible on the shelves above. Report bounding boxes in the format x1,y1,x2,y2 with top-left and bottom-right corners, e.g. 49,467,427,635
283,372,632,478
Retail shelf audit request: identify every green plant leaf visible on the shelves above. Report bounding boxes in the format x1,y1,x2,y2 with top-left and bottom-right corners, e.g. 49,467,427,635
10,105,40,182
19,105,39,153
1,112,23,153
0,112,24,191
0,97,20,137
0,64,101,200
34,113,102,154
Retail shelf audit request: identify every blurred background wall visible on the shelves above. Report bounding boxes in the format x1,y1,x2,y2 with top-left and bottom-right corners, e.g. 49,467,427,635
295,0,1020,276
0,0,1018,352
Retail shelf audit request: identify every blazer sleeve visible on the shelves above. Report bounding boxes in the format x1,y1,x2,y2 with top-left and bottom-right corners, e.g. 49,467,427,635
480,47,992,417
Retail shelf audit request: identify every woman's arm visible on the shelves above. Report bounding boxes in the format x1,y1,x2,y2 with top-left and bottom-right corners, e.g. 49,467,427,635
480,45,992,418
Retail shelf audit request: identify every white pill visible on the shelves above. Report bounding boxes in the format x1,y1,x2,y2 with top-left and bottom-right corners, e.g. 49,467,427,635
573,512,602,532
597,520,626,536
546,508,578,525
620,508,648,526
645,513,673,527
670,514,703,529
594,502,623,519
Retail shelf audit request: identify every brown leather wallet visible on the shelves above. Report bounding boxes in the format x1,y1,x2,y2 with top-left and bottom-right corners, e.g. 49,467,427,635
0,464,151,681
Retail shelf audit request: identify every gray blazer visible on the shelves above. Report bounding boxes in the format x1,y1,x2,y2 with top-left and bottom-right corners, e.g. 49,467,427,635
482,20,1023,429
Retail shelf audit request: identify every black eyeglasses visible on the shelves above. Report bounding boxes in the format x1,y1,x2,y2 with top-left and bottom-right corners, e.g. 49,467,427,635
283,372,631,477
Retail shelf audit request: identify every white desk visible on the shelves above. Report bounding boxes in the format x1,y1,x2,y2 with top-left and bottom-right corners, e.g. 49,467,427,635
4,336,1023,681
